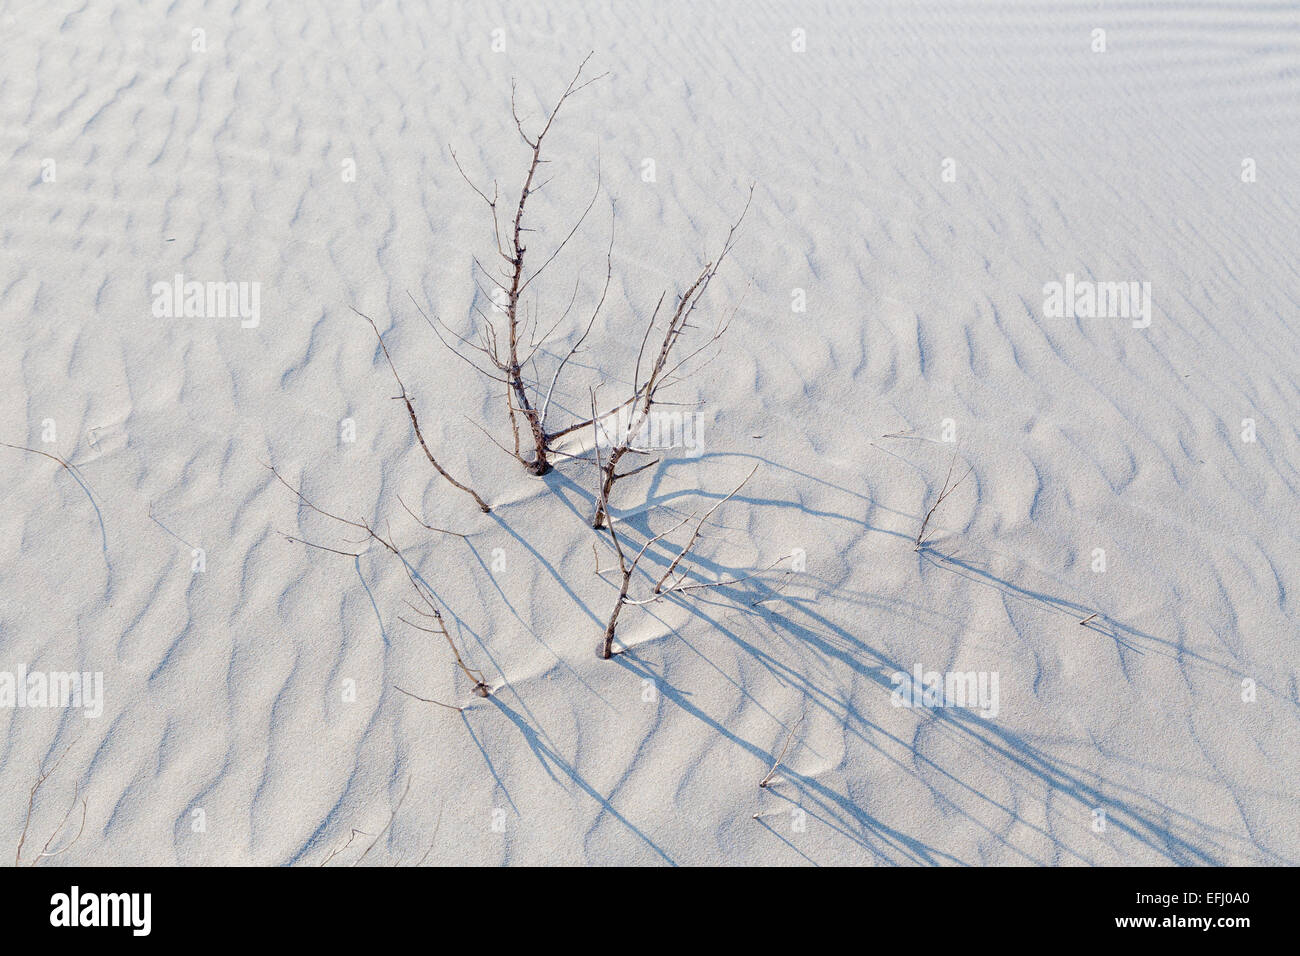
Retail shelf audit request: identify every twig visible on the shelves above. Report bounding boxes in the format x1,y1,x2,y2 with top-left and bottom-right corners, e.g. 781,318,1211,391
396,494,468,538
915,454,974,550
592,396,772,658
354,777,412,866
445,54,609,476
394,685,463,712
319,828,371,867
591,187,753,528
352,308,491,513
415,800,445,867
271,464,490,700
652,464,758,594
2,442,107,556
15,741,86,867
758,718,803,789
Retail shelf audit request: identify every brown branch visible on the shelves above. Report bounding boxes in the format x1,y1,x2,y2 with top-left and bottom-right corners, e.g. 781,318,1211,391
519,152,602,295
415,801,445,867
652,464,757,594
393,685,463,712
15,741,86,867
915,453,974,550
354,777,412,867
593,393,769,658
352,308,492,513
1,442,106,553
272,465,490,703
320,827,371,867
396,494,468,538
758,718,803,789
538,202,615,435
446,55,609,476
398,563,490,698
279,533,363,558
266,462,398,556
591,188,753,528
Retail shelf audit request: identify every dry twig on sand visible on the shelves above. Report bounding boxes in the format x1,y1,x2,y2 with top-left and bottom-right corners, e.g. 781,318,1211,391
351,308,491,514
433,56,753,490
915,454,974,551
267,463,490,702
320,777,420,867
432,53,612,476
15,742,87,867
1,441,106,552
591,402,779,659
589,188,753,529
758,718,804,789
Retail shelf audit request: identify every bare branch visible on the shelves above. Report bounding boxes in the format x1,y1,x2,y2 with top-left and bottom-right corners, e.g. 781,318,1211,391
652,464,758,594
396,494,468,538
539,201,615,434
520,152,602,295
393,685,463,712
354,777,412,866
593,438,770,657
16,741,86,867
353,308,492,513
758,718,803,789
914,453,974,550
444,55,610,476
275,474,490,703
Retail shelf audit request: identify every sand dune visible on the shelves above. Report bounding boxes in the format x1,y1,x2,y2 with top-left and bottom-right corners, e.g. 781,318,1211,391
1,0,1297,865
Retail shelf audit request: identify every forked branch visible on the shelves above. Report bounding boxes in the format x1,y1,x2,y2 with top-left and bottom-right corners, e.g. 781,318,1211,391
445,53,610,476
15,742,87,867
268,463,490,701
915,454,974,550
592,399,771,659
590,186,754,528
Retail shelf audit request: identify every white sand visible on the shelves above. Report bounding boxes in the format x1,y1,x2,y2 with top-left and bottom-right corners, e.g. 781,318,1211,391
1,0,1297,865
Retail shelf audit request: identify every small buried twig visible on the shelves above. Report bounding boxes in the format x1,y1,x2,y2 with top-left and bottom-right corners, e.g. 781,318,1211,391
758,718,803,789
320,828,371,867
393,685,463,712
915,453,973,551
268,463,490,701
15,741,88,867
2,441,107,556
415,800,446,867
2,441,85,477
353,777,412,867
396,494,469,538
